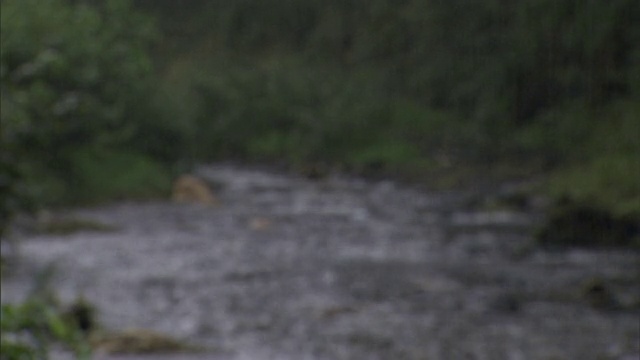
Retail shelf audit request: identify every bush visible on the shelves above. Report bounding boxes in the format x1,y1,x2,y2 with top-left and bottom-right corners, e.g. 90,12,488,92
163,57,440,173
543,99,640,216
65,147,172,204
1,0,156,150
144,0,639,169
1,266,94,360
0,275,94,360
1,298,92,360
0,0,168,207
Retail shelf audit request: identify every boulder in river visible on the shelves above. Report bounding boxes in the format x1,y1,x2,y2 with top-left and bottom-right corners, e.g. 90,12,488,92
171,175,218,206
536,198,640,248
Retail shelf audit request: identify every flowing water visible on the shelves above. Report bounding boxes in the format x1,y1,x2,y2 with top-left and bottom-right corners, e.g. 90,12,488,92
2,164,639,360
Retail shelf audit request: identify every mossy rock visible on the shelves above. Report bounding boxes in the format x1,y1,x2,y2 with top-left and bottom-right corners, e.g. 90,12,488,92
537,198,640,248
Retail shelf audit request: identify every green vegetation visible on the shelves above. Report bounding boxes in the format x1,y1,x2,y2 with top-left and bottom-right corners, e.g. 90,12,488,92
1,0,639,242
0,275,197,358
0,3,169,356
537,197,640,248
1,300,88,359
0,0,171,211
1,286,93,360
142,1,640,248
139,0,639,225
0,3,638,356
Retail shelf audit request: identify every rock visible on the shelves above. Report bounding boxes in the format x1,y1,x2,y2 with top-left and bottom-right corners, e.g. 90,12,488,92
63,296,97,333
248,217,271,230
171,175,218,206
581,278,621,310
536,198,639,248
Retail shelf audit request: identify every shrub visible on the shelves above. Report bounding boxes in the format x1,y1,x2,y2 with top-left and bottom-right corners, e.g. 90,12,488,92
0,0,165,206
1,298,91,360
1,278,93,360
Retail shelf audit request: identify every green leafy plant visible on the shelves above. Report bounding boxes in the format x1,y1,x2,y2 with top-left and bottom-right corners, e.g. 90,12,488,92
1,299,90,359
0,0,164,207
1,263,95,359
1,285,93,360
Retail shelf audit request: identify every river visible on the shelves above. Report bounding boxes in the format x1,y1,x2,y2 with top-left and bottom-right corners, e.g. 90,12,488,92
2,163,638,360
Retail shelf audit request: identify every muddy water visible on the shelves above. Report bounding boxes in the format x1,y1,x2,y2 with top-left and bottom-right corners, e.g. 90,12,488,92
2,164,639,360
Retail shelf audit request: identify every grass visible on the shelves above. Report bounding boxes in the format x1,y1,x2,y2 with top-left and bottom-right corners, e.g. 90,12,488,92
546,155,640,218
65,148,173,205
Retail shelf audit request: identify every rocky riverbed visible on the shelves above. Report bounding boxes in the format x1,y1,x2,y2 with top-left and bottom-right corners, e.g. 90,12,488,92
2,164,639,359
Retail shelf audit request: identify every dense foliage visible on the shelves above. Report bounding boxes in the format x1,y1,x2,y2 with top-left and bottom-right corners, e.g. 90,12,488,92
1,296,91,360
0,263,94,359
1,0,638,238
0,11,173,347
0,0,170,211
138,0,639,215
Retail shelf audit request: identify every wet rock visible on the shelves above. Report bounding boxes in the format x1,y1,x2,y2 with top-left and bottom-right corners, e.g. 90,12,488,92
580,278,623,311
489,293,523,313
63,295,98,333
171,175,218,206
537,199,640,248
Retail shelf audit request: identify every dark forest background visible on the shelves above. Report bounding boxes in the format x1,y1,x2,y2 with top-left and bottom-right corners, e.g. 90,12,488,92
2,0,639,229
